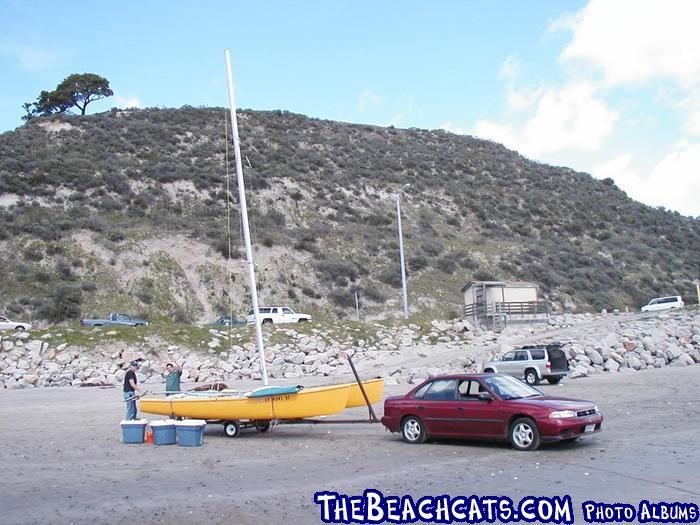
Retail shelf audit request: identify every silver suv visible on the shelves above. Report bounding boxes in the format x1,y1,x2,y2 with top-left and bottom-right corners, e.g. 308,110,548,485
482,344,569,385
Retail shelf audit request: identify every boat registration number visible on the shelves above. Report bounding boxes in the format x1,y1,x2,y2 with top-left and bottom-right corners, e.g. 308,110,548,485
584,424,596,433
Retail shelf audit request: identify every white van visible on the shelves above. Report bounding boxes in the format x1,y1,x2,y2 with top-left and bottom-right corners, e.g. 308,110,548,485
641,296,684,312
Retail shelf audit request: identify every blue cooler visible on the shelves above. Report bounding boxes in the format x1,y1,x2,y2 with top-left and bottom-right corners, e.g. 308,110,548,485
150,420,177,445
120,419,147,444
175,420,206,446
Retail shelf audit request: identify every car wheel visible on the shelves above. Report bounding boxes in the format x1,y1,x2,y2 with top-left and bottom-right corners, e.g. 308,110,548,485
547,376,562,384
297,318,308,323
262,319,272,325
509,417,541,451
14,326,25,331
484,368,495,374
524,369,539,385
223,420,241,438
401,416,427,444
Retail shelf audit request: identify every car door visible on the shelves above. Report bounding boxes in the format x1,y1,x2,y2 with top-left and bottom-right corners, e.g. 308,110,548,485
454,380,504,437
498,351,517,374
512,350,530,378
414,379,459,437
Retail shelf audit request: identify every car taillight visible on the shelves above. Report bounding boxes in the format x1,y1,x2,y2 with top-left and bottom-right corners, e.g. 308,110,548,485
546,361,551,368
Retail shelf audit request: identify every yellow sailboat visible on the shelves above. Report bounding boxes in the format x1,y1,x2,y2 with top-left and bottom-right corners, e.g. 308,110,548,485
139,377,384,424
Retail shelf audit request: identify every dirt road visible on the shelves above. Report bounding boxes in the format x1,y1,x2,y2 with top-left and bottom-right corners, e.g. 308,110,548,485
1,365,698,525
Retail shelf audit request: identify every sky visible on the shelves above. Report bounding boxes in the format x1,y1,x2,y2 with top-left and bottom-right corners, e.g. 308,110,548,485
1,0,699,217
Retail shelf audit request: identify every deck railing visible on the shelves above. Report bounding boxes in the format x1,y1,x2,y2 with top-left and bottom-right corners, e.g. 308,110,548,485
464,301,549,319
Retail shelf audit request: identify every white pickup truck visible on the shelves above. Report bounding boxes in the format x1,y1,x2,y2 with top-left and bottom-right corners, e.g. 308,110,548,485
246,306,312,325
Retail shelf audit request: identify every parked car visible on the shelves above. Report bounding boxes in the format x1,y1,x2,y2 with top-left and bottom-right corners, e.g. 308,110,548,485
482,343,569,385
245,306,311,325
206,315,246,327
80,312,149,327
0,316,32,331
381,373,602,451
641,295,684,312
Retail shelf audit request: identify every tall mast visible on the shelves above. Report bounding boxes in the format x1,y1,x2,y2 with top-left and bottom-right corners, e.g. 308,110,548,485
224,50,268,385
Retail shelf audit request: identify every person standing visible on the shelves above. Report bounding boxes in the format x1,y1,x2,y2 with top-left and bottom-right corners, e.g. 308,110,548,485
123,360,143,420
165,360,182,396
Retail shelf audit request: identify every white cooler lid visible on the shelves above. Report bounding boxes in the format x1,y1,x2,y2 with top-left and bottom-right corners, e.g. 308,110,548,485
149,419,177,427
120,419,148,426
175,419,207,426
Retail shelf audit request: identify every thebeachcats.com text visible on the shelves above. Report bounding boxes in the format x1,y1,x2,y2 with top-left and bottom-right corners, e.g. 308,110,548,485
313,490,699,524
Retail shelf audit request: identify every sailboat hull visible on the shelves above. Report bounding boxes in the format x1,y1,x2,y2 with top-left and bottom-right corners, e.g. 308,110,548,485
139,383,352,421
345,378,385,408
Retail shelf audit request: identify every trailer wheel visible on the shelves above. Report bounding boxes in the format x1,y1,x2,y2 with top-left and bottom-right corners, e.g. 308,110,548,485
223,420,241,438
255,420,271,433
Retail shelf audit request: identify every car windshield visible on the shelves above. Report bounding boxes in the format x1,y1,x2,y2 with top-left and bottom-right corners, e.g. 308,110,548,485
482,375,542,400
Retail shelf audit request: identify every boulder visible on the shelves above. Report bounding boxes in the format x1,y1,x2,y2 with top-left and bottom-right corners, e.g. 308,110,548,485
22,374,39,385
670,354,695,367
604,359,620,372
584,348,604,366
622,341,637,352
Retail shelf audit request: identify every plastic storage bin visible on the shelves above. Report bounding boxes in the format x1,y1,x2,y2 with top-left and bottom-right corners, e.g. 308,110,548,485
120,419,148,444
175,420,207,446
150,420,177,445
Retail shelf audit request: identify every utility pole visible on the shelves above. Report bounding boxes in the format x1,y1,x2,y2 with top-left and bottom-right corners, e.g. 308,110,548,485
396,185,410,320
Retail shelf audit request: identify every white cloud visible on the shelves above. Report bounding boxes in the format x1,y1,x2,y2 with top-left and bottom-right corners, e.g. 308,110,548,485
474,81,618,157
506,84,544,113
499,55,520,81
677,89,700,137
592,153,639,186
115,96,142,108
358,89,381,112
648,141,700,216
557,0,700,87
0,39,62,71
593,146,700,217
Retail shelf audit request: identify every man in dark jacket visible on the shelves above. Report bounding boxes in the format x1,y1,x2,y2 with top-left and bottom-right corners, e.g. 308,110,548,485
123,360,143,420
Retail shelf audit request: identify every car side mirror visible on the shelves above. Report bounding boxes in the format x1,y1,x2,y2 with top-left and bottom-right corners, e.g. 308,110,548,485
477,392,493,402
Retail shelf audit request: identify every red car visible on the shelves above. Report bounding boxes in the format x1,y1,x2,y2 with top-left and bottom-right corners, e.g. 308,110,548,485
381,373,602,451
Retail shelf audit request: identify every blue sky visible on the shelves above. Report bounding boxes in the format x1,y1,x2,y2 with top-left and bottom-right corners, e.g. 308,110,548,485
2,0,699,216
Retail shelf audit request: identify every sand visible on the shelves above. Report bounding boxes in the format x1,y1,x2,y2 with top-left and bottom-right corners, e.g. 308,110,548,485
1,366,699,524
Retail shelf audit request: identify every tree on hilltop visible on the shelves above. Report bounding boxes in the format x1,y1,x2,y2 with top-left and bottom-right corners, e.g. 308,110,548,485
23,73,113,120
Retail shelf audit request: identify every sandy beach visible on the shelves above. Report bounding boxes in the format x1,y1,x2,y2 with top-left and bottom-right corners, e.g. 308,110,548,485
1,366,699,524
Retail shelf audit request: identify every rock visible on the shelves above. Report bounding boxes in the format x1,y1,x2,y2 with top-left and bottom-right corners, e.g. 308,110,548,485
622,341,637,352
584,348,604,366
604,359,620,372
670,354,695,367
317,364,332,376
55,353,73,365
664,345,683,361
431,320,451,332
22,374,38,385
25,340,45,353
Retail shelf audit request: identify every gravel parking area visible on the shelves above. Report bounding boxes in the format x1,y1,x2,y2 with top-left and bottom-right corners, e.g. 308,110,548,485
1,366,699,524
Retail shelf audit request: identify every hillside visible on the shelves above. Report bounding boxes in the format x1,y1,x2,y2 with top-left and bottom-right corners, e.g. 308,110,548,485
0,107,698,324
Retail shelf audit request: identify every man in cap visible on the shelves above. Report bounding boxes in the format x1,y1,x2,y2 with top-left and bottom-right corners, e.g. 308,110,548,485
123,360,144,420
